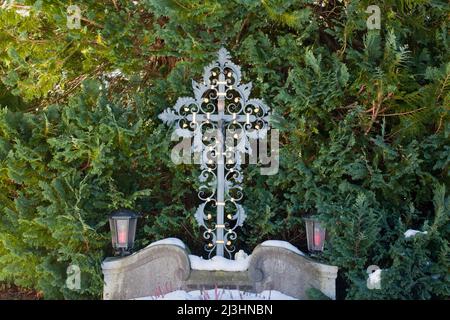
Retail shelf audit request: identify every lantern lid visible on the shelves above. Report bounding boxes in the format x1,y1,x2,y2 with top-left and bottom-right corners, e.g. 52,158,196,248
109,209,140,219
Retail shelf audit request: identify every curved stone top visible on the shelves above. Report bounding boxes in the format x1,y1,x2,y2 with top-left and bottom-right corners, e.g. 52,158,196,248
250,244,338,275
102,242,191,276
102,238,337,275
260,240,306,256
148,237,187,249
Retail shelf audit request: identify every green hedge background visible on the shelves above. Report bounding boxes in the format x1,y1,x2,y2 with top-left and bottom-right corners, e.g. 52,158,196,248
0,0,448,299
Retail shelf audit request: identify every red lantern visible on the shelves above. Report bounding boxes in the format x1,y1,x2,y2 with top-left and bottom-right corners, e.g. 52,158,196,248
109,210,139,256
304,217,326,253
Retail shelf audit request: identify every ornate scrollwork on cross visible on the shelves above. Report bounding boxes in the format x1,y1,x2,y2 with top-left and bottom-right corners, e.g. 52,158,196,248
159,48,270,258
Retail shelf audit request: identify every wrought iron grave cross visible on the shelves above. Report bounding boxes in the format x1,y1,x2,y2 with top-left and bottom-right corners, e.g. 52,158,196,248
159,48,270,258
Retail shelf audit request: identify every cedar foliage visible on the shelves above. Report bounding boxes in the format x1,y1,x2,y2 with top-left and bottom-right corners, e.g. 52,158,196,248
0,0,448,299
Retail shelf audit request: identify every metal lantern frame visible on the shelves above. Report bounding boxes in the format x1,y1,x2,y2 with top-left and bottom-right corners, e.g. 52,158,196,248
109,209,139,256
304,216,326,253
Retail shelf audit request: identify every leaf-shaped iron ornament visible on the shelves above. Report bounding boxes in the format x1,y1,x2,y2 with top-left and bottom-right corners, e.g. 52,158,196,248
159,48,271,258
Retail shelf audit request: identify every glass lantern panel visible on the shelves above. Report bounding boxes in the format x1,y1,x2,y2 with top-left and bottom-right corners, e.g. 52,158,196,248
116,219,129,248
305,219,314,252
313,222,326,251
128,218,137,246
109,219,117,247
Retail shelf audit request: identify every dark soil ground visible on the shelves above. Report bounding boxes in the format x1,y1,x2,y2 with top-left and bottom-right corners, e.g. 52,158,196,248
0,283,42,300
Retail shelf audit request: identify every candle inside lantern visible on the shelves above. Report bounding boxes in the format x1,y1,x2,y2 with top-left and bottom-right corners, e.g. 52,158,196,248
116,220,129,245
313,223,325,249
314,230,322,247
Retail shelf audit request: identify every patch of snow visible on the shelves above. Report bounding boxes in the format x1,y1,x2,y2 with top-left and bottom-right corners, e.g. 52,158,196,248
234,249,249,261
148,238,186,250
404,229,428,239
260,240,305,256
0,2,31,16
367,269,382,290
105,69,123,79
102,69,127,88
16,8,30,17
189,255,250,272
135,289,297,300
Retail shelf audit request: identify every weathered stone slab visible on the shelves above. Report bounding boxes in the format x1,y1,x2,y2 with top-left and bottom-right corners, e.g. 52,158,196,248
185,270,253,291
248,245,338,300
102,241,338,300
102,244,190,300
